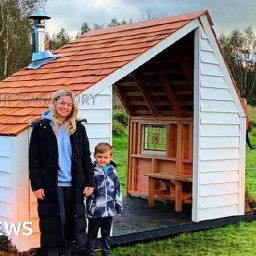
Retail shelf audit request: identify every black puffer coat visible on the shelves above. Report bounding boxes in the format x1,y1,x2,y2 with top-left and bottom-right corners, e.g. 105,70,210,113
29,119,94,249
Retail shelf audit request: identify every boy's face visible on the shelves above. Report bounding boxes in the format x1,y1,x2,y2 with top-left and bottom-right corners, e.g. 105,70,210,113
95,151,112,167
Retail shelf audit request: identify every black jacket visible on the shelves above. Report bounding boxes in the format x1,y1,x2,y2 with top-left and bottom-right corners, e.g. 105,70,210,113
29,119,94,249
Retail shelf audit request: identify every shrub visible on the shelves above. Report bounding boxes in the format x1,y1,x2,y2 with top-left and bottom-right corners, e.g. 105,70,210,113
0,234,18,255
248,98,256,106
113,119,126,137
113,108,128,126
112,108,128,137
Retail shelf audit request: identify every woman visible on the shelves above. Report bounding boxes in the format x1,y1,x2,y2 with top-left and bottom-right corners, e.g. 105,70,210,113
29,90,94,256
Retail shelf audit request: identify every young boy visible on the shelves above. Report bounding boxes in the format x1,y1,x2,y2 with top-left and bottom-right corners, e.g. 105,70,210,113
86,142,123,256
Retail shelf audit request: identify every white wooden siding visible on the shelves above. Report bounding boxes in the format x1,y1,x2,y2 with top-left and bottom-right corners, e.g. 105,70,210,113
0,132,31,251
200,171,239,184
200,87,232,101
201,50,218,64
200,100,238,113
200,148,239,160
200,124,239,137
0,157,12,173
0,136,15,223
200,112,240,125
0,136,17,247
197,205,239,220
0,187,13,203
0,172,12,188
200,137,239,148
201,74,227,89
200,159,239,172
201,62,223,77
200,183,239,196
199,194,239,208
192,22,245,222
78,86,112,153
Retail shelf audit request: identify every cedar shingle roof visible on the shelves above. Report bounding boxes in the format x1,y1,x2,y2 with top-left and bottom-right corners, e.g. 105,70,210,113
0,10,208,135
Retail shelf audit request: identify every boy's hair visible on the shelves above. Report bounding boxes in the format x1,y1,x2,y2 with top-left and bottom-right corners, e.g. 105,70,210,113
94,143,113,156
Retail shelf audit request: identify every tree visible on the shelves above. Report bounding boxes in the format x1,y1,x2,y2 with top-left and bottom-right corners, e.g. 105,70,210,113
219,27,256,98
107,17,121,27
93,23,104,30
76,21,91,38
0,0,44,80
142,8,168,21
80,21,91,34
49,28,71,50
107,17,131,27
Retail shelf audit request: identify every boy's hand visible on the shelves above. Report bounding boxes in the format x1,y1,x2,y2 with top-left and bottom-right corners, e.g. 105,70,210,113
83,187,94,196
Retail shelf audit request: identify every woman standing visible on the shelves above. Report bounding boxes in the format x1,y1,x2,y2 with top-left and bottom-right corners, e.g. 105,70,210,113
29,90,94,256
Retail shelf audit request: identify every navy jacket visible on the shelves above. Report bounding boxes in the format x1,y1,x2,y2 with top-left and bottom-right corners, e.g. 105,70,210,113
87,161,123,218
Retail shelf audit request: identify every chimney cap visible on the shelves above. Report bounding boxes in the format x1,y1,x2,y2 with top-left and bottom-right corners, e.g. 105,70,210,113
29,12,51,22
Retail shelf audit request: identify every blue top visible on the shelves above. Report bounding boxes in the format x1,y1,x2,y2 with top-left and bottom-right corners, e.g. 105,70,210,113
102,164,110,174
42,110,72,186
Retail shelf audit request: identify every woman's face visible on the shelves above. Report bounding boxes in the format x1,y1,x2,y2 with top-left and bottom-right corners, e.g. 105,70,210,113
54,95,73,120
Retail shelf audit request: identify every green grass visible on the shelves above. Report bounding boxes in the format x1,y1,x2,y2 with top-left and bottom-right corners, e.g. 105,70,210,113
246,106,256,198
113,136,128,195
245,143,256,197
110,221,256,256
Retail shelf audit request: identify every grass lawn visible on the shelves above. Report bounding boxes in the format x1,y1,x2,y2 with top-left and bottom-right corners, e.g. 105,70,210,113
113,136,128,195
109,109,256,256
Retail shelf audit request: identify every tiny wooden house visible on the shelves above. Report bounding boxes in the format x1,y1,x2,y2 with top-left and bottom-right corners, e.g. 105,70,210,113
0,10,246,251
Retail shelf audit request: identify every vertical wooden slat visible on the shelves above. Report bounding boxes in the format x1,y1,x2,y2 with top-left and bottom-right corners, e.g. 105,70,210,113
177,121,182,174
131,121,138,154
166,124,171,157
127,119,132,193
137,122,142,154
128,119,139,193
130,157,138,191
189,123,193,161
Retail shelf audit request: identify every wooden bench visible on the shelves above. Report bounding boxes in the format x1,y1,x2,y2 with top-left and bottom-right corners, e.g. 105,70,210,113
146,172,192,212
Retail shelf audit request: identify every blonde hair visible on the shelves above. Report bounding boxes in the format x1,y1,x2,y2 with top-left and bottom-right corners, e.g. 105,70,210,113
94,143,113,156
50,90,78,134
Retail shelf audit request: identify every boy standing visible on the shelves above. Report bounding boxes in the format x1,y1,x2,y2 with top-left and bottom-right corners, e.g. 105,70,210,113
86,143,123,256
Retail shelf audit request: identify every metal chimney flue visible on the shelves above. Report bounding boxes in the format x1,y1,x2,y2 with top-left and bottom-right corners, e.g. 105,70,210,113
27,12,61,69
29,12,52,61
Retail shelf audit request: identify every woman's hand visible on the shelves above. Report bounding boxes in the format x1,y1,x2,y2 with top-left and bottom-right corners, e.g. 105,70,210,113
34,188,45,200
83,187,94,197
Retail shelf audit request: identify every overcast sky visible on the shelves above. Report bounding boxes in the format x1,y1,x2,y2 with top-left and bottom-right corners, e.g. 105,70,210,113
45,0,256,38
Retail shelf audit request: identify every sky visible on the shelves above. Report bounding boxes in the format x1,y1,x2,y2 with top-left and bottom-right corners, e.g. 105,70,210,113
45,0,256,38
